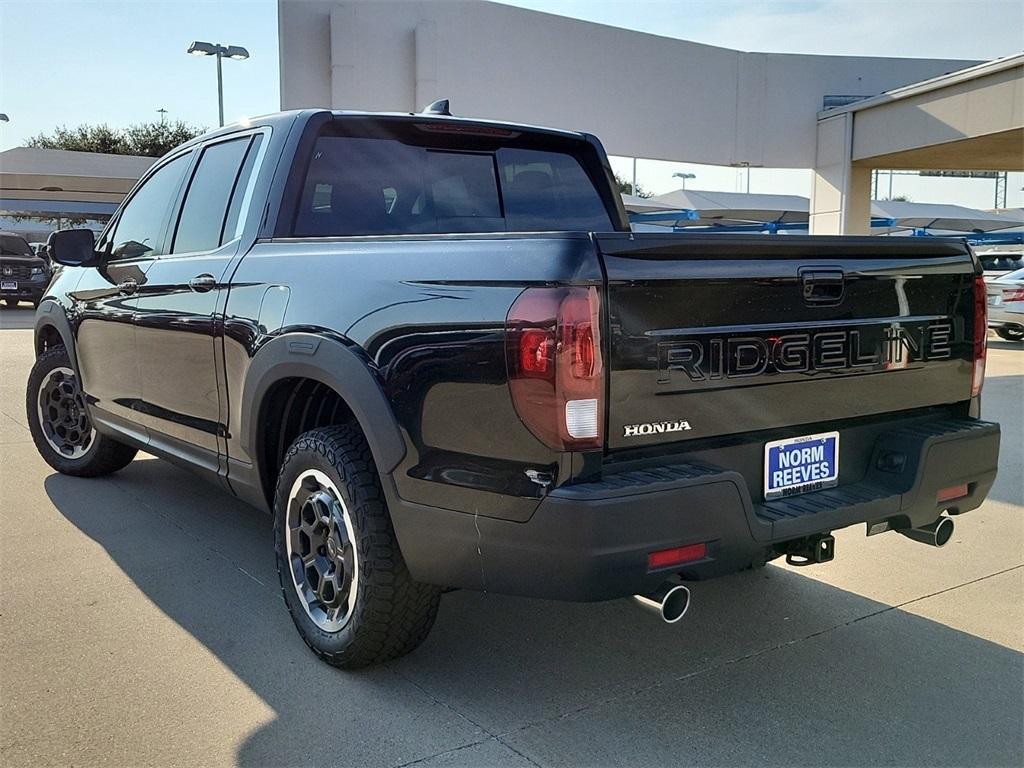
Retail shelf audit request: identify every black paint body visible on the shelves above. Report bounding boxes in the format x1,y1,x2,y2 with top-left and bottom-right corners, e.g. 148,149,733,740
34,110,1000,601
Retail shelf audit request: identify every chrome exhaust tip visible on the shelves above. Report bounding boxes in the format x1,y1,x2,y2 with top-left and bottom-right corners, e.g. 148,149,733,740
633,583,691,624
899,516,955,547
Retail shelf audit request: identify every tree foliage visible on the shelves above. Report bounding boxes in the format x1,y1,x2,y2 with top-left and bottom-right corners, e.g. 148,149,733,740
614,173,653,199
26,120,206,158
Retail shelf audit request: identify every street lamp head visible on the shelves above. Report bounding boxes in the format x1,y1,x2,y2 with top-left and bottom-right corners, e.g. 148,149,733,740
187,40,219,56
0,113,9,123
224,45,250,60
673,172,696,180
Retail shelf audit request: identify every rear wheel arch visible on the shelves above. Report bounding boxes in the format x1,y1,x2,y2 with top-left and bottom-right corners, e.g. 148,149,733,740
241,334,407,508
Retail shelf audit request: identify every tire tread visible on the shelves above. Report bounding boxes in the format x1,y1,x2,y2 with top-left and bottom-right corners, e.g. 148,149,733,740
274,425,440,668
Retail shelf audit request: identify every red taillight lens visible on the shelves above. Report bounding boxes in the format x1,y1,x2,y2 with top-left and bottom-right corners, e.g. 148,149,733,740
972,274,987,398
937,483,969,503
1002,288,1024,303
648,542,708,570
506,286,604,451
519,328,553,375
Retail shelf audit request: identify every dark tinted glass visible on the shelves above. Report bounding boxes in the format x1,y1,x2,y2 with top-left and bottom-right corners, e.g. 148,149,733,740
293,134,612,236
497,148,611,231
109,153,190,260
0,234,32,256
173,137,252,254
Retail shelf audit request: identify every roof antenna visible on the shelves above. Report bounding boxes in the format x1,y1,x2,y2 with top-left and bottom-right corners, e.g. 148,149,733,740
422,99,451,116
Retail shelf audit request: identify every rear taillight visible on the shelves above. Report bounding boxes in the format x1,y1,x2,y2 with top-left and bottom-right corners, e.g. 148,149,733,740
1002,287,1024,303
506,286,604,451
972,274,987,398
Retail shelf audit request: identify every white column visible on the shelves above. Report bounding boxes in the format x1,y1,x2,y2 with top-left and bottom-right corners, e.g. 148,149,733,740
810,113,872,235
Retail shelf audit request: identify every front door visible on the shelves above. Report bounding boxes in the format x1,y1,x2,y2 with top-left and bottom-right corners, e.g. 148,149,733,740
71,151,193,436
133,133,264,470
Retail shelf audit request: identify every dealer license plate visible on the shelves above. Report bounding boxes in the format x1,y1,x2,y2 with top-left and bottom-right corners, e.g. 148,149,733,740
1,281,17,291
764,431,839,500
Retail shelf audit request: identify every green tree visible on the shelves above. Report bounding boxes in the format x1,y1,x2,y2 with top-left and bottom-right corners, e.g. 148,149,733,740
122,120,206,157
614,173,653,199
27,120,206,158
27,124,125,154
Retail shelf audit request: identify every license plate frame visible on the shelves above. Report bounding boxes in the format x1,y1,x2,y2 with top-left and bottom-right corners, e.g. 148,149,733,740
764,431,839,501
0,281,17,291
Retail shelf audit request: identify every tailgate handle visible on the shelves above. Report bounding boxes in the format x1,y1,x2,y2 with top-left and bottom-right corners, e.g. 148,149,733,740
800,268,845,305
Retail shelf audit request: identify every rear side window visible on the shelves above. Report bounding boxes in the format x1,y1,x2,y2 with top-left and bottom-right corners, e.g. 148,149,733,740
293,132,612,236
172,135,260,254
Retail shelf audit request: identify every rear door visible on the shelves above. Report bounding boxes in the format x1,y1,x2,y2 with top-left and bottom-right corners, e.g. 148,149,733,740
598,233,977,451
133,132,265,468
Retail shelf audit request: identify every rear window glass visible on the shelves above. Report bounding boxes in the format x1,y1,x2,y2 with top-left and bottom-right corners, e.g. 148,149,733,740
293,132,613,236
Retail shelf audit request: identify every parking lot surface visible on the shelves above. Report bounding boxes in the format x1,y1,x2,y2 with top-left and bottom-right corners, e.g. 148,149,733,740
1,304,1021,767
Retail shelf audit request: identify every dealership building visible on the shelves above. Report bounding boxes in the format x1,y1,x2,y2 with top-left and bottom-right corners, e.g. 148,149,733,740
278,0,1024,234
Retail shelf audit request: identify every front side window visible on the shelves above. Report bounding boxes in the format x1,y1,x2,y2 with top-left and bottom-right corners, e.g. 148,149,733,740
173,135,260,254
293,130,613,236
107,153,191,260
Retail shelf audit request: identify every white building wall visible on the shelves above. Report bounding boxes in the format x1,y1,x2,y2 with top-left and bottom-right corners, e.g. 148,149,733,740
278,0,975,168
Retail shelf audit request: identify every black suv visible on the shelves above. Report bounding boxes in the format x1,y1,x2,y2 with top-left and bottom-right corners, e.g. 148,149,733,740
29,110,999,668
1,230,51,307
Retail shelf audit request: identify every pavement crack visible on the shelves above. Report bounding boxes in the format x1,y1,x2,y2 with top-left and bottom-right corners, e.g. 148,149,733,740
391,737,494,768
388,666,496,738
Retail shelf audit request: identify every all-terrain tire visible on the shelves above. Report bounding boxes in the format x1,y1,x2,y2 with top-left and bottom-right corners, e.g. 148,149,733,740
26,346,137,476
273,425,441,669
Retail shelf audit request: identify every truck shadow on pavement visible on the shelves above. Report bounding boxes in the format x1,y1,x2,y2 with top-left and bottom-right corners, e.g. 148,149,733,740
45,461,1023,768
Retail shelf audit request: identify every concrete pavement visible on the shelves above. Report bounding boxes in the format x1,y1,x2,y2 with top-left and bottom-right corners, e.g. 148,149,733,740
1,303,1021,767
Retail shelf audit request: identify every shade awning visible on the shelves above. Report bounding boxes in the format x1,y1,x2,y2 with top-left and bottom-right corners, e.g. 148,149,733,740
869,201,1024,233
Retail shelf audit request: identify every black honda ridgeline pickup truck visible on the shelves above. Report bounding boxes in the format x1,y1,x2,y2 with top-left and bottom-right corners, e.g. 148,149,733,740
31,108,1000,668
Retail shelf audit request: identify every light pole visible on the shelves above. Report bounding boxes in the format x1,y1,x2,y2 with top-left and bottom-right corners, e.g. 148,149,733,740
672,171,696,190
187,41,249,127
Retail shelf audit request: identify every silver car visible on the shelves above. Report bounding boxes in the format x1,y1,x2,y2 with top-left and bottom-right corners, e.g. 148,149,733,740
986,266,1024,341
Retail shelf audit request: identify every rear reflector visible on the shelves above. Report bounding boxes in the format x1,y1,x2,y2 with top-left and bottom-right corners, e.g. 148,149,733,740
937,483,969,503
972,274,987,398
648,542,708,570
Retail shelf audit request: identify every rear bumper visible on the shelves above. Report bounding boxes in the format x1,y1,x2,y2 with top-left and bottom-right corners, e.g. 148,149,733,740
390,419,1000,601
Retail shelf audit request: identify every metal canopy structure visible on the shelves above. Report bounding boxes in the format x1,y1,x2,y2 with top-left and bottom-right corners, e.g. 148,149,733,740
869,201,1024,234
632,189,811,229
623,190,1024,241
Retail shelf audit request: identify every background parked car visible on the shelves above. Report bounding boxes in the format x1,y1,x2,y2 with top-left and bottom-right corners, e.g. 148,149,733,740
0,231,52,308
985,266,1024,341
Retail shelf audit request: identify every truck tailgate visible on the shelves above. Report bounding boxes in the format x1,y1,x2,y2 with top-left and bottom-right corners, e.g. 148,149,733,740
597,233,977,451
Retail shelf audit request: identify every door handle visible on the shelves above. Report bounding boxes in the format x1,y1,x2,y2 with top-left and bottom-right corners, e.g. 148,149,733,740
800,268,845,305
189,274,217,293
117,278,138,296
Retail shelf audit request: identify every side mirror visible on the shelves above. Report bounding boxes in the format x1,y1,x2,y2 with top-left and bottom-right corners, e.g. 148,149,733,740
47,229,98,267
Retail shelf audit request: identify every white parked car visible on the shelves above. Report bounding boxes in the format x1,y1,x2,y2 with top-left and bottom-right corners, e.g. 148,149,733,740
986,266,1024,341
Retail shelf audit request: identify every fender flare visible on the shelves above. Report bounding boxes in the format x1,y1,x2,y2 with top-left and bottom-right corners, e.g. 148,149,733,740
239,332,407,478
33,300,79,374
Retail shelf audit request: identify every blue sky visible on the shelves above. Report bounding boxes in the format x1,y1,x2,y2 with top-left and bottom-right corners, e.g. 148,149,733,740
1,0,1022,206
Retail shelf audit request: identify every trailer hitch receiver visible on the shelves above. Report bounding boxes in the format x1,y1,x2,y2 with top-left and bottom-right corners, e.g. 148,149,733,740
784,534,835,566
